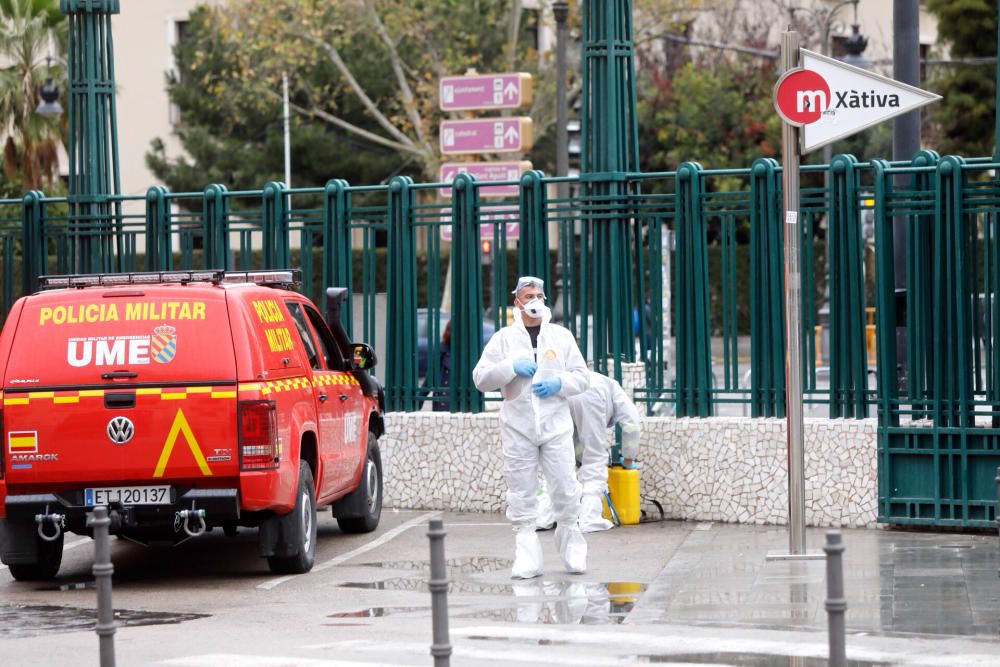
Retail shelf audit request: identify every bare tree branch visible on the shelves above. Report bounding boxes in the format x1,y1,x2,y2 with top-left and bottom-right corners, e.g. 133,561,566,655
263,87,427,158
505,0,522,71
363,0,431,152
294,26,418,151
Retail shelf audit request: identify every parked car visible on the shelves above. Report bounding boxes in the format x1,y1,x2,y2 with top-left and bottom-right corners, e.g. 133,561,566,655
417,309,496,377
0,270,384,580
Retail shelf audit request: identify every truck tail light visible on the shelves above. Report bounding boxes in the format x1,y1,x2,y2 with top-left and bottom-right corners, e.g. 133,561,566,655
238,400,278,470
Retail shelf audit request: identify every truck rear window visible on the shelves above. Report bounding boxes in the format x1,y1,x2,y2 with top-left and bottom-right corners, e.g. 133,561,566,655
4,290,237,387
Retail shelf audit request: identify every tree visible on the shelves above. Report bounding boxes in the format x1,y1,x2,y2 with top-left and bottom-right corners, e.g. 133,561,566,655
636,56,781,175
149,0,545,190
925,0,997,157
0,0,66,192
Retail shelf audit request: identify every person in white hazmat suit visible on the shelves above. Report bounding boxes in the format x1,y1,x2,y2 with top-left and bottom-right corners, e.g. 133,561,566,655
473,276,590,579
537,371,641,532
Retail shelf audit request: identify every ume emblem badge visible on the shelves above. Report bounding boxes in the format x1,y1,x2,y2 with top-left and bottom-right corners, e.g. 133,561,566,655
107,416,134,445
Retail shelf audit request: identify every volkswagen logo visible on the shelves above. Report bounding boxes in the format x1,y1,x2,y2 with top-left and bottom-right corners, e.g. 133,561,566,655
107,416,134,445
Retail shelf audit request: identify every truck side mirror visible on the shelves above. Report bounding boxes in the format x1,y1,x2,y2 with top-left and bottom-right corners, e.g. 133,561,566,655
351,343,377,371
325,287,349,329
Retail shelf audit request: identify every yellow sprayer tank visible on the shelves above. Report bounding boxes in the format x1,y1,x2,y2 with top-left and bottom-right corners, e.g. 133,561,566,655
602,466,640,525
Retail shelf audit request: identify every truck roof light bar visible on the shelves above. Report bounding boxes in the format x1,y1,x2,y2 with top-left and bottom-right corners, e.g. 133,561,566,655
38,270,301,291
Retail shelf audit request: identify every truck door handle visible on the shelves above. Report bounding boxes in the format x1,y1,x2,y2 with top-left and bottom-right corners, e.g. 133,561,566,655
318,394,328,403
339,394,348,402
101,371,138,379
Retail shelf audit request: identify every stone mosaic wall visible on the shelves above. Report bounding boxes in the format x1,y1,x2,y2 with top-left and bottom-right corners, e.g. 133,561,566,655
381,412,878,528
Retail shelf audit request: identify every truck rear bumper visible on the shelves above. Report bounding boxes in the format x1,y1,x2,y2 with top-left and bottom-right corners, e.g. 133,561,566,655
4,487,240,535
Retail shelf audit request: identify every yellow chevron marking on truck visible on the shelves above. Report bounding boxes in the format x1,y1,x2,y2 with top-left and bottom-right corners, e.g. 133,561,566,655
153,408,212,478
2,386,238,405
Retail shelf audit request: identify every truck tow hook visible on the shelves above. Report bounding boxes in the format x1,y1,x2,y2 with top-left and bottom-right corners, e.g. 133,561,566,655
174,509,207,537
34,512,66,542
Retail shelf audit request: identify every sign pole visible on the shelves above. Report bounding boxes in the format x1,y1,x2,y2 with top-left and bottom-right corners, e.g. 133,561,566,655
769,28,821,561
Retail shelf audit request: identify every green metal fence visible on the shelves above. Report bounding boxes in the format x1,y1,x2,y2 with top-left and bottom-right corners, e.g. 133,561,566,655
874,153,1000,527
0,156,884,419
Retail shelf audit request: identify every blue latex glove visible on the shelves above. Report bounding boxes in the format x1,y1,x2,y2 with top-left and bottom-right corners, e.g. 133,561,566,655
513,357,537,377
531,377,561,398
618,457,637,470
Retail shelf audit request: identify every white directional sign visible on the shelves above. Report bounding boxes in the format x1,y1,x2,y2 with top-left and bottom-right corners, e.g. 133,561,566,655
773,49,941,153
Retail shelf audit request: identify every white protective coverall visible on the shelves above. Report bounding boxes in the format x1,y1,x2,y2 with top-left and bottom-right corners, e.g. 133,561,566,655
537,371,641,532
473,308,590,577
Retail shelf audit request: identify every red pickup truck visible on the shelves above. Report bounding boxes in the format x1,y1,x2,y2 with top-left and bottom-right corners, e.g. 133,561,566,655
0,270,384,579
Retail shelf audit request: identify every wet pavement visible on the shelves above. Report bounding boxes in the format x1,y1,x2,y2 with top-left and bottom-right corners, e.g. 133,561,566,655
0,510,997,665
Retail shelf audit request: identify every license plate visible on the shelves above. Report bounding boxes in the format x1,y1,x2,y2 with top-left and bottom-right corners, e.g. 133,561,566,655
84,485,171,506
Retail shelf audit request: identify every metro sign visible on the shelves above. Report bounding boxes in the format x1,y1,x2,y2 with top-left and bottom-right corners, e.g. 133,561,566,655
438,161,531,198
773,49,941,153
439,73,533,112
440,118,533,155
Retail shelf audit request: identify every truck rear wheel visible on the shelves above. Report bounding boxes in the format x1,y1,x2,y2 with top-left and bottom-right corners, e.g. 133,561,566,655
335,432,382,534
266,462,317,574
6,525,64,582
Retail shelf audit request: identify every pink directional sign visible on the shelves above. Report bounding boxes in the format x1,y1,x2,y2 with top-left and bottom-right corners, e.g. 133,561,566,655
439,161,532,198
440,118,533,155
440,210,520,241
439,73,533,111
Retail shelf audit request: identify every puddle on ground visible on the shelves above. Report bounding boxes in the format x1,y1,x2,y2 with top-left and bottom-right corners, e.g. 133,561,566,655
328,581,647,626
338,579,514,595
327,606,427,619
635,654,889,666
358,556,513,574
0,603,209,639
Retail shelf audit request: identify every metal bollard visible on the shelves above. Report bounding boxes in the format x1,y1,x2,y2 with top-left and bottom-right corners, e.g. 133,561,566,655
90,506,117,667
824,530,847,667
427,518,451,667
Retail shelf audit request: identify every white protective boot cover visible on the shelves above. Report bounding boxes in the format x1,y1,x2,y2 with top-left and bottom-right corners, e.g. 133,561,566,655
554,524,588,574
535,487,556,530
512,528,544,579
578,493,614,533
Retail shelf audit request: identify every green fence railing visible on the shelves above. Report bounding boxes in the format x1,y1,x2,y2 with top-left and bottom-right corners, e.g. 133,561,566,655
0,154,955,422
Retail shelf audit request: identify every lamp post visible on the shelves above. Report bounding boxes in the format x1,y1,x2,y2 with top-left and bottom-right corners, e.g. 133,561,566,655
554,1,569,195
552,1,569,323
35,56,64,116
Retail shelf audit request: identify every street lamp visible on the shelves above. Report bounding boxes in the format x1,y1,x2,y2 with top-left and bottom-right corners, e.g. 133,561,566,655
787,0,864,60
554,1,569,192
35,55,63,116
553,0,569,323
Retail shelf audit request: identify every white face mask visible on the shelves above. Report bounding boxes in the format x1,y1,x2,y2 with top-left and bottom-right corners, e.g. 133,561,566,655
521,298,548,319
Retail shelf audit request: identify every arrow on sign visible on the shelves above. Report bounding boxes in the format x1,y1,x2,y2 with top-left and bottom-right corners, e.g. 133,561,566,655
503,126,519,145
504,82,518,100
773,49,941,153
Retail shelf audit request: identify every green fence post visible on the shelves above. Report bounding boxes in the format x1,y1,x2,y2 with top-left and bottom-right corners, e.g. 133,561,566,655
828,154,869,418
202,184,228,270
145,186,170,271
906,150,940,412
934,156,974,427
749,158,785,418
323,179,352,329
518,170,550,288
385,176,417,411
21,191,44,294
451,173,485,413
674,162,712,417
263,181,289,269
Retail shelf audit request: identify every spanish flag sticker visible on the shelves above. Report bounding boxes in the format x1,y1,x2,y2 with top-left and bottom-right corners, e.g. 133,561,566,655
8,431,38,454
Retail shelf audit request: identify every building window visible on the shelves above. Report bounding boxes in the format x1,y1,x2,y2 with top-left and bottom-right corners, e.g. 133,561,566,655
168,18,189,126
